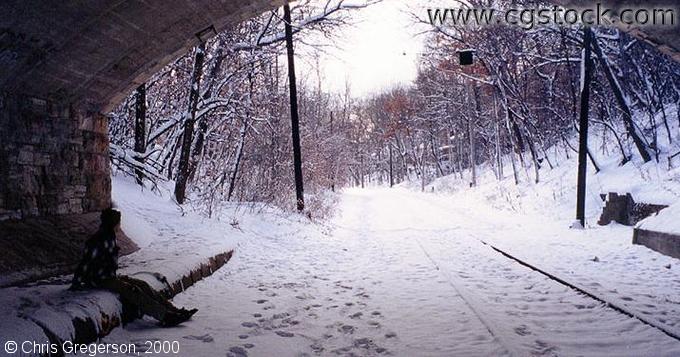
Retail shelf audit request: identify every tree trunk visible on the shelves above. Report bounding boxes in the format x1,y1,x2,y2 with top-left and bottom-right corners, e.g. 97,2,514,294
188,48,228,184
456,134,464,180
227,120,248,201
508,134,519,185
134,84,147,185
496,85,519,185
330,111,336,192
388,143,394,187
174,42,206,204
360,154,365,188
591,32,651,162
430,134,445,177
468,120,476,187
659,99,672,144
526,135,541,183
284,4,305,211
494,117,503,181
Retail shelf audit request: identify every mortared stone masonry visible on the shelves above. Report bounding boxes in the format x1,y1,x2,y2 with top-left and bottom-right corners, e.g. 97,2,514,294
0,93,110,220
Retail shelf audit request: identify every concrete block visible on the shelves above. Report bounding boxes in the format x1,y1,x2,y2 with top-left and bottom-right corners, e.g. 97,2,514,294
633,229,680,260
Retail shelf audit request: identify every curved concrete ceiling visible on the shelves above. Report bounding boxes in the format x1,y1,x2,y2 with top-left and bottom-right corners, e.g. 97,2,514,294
1,0,677,112
0,0,286,111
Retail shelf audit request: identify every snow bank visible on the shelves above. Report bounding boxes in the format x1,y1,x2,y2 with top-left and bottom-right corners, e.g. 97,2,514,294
0,173,316,354
637,202,680,236
111,175,240,287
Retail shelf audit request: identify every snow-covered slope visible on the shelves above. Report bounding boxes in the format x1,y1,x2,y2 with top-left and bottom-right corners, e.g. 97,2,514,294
393,114,680,338
418,104,680,229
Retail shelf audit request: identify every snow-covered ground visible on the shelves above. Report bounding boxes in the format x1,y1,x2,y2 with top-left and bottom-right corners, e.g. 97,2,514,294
0,176,247,355
101,181,680,356
5,114,680,356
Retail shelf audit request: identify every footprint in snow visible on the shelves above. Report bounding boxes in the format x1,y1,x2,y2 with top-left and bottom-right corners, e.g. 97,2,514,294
353,337,373,348
275,331,294,337
533,339,558,355
339,324,355,334
514,325,531,336
367,320,380,327
310,342,324,353
228,346,248,357
272,312,289,319
349,312,363,319
182,334,214,343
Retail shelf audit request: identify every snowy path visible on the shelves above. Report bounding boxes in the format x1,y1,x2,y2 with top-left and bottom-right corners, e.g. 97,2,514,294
104,188,680,356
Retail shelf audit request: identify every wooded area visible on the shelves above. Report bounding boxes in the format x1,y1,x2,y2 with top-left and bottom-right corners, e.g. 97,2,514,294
108,0,680,217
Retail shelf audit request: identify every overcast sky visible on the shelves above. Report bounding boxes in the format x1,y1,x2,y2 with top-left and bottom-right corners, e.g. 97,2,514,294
298,0,432,98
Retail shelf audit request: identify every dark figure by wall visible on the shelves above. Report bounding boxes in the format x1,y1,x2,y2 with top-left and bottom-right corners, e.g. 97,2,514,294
72,208,197,327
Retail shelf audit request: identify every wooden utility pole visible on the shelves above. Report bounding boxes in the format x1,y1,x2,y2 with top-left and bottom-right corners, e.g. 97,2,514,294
283,4,305,211
576,27,593,228
134,83,146,185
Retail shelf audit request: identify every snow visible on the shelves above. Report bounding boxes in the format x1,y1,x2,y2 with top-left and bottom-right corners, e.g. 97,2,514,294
0,285,123,354
99,161,680,356
4,116,680,355
638,202,680,235
111,176,240,287
0,175,245,353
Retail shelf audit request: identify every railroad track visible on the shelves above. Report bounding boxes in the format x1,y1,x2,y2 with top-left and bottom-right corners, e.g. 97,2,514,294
411,234,680,357
475,238,680,342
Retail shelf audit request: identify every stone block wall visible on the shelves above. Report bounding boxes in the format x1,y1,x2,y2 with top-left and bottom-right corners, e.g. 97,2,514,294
0,92,111,220
597,192,667,226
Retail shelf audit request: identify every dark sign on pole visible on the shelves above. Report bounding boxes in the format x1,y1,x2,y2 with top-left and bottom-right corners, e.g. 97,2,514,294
458,49,474,66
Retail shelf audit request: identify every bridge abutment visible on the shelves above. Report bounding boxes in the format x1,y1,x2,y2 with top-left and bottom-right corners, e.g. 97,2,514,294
0,92,110,220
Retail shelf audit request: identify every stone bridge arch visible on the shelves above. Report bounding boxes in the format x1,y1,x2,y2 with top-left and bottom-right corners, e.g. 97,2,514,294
0,0,285,219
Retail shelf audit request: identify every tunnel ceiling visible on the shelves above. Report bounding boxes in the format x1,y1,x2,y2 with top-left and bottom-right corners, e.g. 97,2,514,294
0,0,678,112
0,0,286,111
